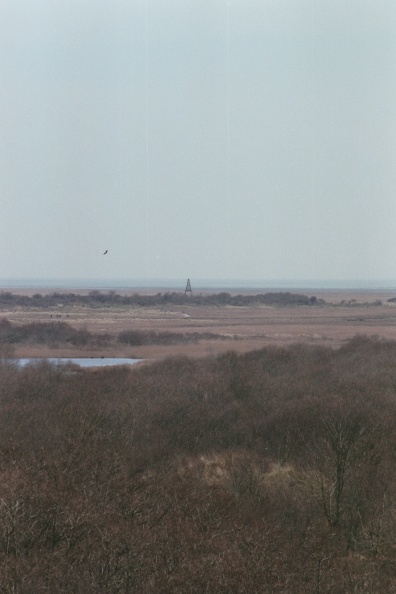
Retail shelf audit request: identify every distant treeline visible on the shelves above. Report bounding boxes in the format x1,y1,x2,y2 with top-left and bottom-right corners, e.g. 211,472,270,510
0,290,323,308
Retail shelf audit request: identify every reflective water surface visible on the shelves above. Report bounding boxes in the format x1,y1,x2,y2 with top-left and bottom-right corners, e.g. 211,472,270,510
12,358,142,368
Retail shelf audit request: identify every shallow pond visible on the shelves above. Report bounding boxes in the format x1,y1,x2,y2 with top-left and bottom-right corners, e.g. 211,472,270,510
12,358,143,369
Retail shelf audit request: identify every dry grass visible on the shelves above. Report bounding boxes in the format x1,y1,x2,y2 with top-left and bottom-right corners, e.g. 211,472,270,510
1,288,396,359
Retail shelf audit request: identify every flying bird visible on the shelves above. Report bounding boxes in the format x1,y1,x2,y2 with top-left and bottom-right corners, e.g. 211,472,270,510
103,250,108,255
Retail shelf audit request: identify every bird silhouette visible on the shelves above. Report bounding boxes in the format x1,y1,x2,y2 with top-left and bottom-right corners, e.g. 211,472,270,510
103,250,108,255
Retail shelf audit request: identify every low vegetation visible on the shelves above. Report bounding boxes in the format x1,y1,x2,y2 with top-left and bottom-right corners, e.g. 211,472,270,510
117,329,232,346
0,319,228,348
0,318,103,347
0,335,395,591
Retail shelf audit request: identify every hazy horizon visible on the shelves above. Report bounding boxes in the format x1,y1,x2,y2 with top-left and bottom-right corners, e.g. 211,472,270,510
2,277,396,292
1,1,396,284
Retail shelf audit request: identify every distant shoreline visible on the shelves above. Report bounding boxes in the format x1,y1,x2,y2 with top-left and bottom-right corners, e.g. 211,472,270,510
1,278,396,293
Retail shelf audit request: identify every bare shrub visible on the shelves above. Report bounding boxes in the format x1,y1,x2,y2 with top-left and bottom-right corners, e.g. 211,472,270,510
0,337,394,591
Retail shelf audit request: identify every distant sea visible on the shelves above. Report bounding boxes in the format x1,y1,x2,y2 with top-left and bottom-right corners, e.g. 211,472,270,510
1,278,396,292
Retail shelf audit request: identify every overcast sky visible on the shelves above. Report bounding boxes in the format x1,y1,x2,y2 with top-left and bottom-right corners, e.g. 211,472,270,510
1,0,396,285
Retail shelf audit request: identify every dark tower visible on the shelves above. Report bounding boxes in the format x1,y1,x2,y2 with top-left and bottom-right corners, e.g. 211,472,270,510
185,278,192,296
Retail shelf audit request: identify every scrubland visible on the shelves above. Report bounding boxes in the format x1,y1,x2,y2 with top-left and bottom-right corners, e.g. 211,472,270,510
0,335,395,592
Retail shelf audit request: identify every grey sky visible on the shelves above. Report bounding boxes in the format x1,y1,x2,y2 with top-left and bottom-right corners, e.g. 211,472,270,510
1,0,395,284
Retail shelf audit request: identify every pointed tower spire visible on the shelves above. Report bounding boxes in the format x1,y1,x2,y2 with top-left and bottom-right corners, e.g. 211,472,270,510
185,278,192,295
